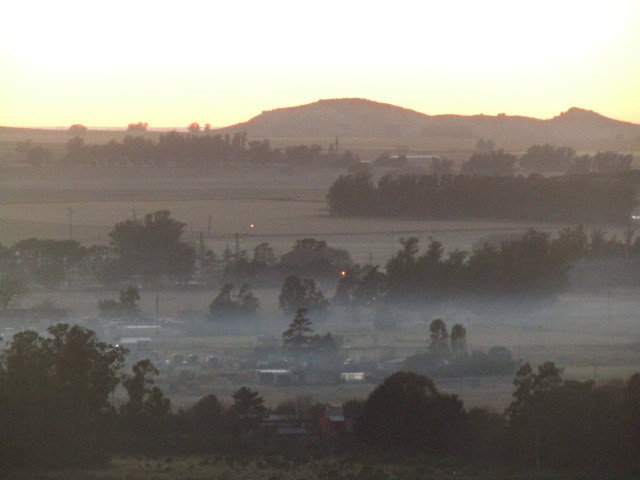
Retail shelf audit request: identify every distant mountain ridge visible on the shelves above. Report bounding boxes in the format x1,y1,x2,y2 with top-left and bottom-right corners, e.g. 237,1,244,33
1,99,638,153
218,98,640,151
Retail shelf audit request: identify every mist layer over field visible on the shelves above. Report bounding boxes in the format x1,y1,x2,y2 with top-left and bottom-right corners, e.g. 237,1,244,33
1,164,638,413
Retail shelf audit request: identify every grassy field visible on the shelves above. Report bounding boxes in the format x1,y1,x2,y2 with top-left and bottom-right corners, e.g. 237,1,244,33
3,454,625,480
0,165,592,264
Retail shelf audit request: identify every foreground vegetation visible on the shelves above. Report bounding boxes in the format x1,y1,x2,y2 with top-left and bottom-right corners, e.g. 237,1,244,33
1,323,640,478
3,454,627,480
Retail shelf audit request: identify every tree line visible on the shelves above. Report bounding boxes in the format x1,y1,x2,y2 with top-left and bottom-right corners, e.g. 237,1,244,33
4,211,640,315
327,172,637,223
1,323,640,475
15,132,358,167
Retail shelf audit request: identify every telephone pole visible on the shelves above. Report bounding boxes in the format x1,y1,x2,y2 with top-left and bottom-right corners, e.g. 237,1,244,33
68,207,73,240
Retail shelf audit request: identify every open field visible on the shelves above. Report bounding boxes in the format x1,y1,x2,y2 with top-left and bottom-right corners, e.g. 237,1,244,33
0,165,604,264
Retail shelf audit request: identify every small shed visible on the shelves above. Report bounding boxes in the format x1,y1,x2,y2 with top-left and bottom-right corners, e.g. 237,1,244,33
256,369,292,386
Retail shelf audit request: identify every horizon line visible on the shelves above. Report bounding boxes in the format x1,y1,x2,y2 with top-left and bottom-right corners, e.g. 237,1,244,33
1,98,637,130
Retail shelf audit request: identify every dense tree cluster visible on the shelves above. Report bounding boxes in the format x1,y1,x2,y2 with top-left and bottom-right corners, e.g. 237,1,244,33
208,283,259,320
11,238,84,289
459,150,518,176
0,325,126,467
504,362,640,470
520,144,576,173
97,286,141,318
327,172,636,223
105,210,196,284
278,275,329,314
355,371,467,452
403,319,517,377
336,230,570,307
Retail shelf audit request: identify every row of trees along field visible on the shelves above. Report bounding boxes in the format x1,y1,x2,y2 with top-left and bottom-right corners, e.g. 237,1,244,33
327,172,638,223
1,323,640,474
375,145,634,176
15,131,359,167
15,128,634,175
4,210,640,313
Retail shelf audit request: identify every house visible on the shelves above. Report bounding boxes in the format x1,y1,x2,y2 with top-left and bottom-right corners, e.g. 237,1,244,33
340,372,365,383
259,414,309,443
318,405,347,437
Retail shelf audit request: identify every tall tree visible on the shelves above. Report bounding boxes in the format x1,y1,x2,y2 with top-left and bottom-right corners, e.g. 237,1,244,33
229,386,265,431
282,308,314,348
429,318,449,354
356,371,467,451
0,324,125,466
108,210,196,283
450,323,467,355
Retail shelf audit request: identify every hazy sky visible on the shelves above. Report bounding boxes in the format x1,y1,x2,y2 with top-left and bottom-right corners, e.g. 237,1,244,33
2,0,638,128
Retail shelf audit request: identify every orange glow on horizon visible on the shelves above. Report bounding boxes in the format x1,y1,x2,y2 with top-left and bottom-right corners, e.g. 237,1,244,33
1,0,638,128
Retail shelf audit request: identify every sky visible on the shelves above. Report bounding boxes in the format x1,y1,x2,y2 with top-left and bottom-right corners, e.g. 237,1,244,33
1,0,639,128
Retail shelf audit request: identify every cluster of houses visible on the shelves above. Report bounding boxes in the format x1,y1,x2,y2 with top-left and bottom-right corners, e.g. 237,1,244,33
259,404,354,442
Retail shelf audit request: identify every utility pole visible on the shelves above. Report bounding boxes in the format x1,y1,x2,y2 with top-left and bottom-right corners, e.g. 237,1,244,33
68,207,73,240
208,214,212,238
235,233,240,257
199,232,205,267
607,287,612,331
67,207,73,288
132,207,137,222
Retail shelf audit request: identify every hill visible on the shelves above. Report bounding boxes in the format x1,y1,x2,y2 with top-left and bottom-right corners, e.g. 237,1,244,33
219,98,640,151
2,100,639,157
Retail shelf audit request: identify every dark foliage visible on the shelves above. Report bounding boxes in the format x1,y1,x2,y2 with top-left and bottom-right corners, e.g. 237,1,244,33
382,230,568,305
107,210,196,283
355,371,468,453
279,275,329,314
0,324,125,467
459,150,518,176
327,172,637,224
208,283,259,320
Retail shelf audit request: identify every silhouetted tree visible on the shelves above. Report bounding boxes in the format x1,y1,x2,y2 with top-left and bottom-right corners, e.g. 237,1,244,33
68,124,87,135
278,275,329,314
126,122,148,132
0,324,125,466
429,318,449,354
0,247,27,309
229,386,265,432
450,323,467,354
107,210,196,283
356,371,467,452
282,308,314,348
208,283,259,320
